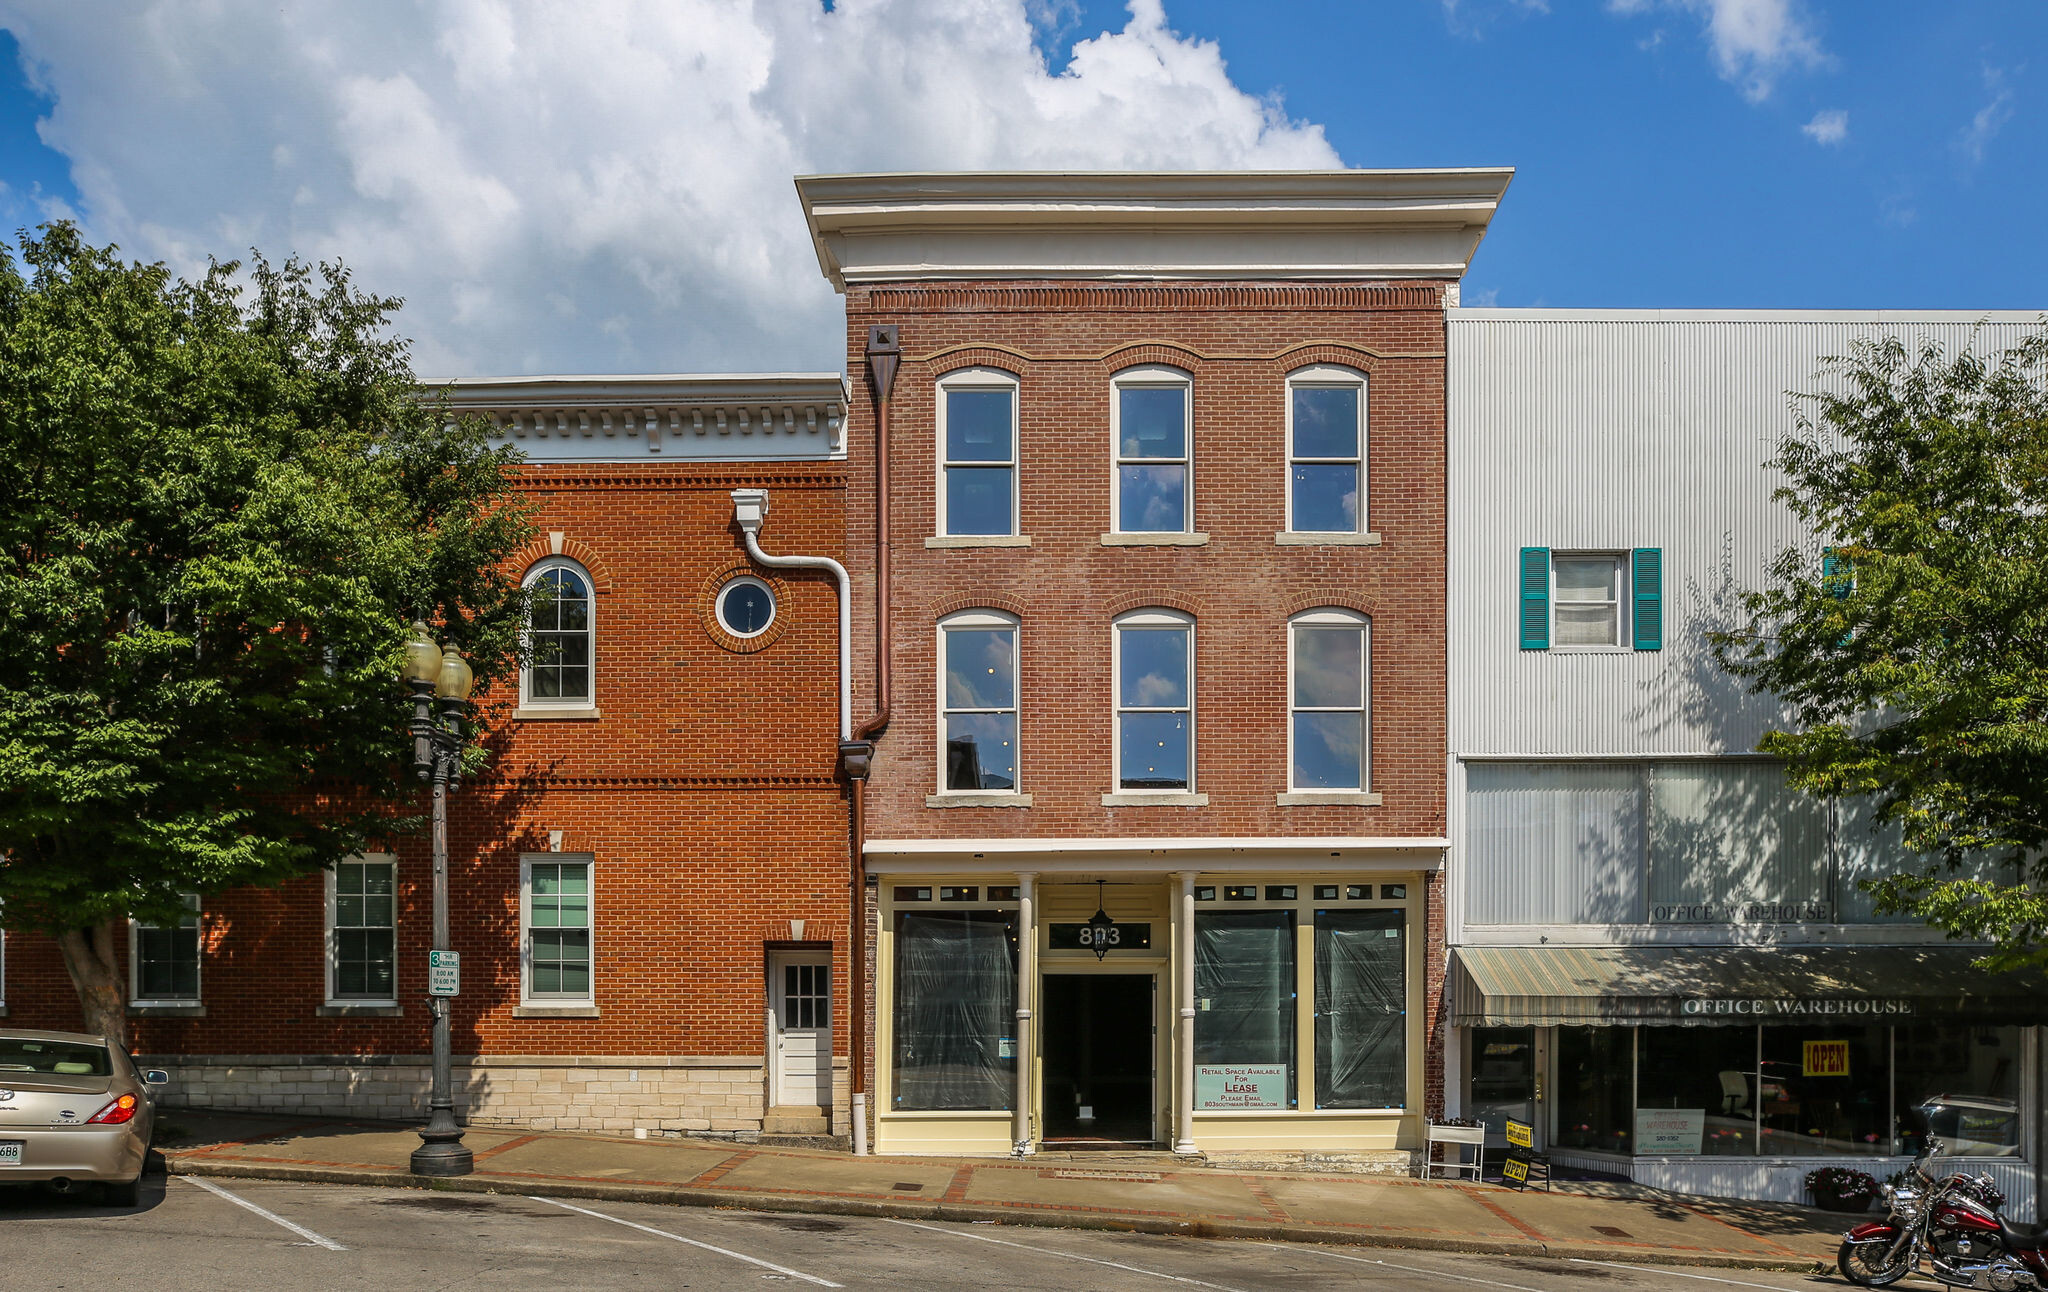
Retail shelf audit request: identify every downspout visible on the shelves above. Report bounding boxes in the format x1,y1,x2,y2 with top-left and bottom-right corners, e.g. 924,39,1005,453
839,323,900,1156
729,486,862,1152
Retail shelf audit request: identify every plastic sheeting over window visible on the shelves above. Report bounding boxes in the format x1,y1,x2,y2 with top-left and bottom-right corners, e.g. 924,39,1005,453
892,911,1017,1111
1315,909,1406,1109
1195,910,1296,1108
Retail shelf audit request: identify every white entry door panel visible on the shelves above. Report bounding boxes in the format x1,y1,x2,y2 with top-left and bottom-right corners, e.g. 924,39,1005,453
772,955,832,1108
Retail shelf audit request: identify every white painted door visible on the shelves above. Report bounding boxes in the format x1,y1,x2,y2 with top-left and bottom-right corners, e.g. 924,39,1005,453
772,954,832,1108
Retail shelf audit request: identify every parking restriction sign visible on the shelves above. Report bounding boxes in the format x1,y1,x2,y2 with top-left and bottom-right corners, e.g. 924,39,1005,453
428,949,460,997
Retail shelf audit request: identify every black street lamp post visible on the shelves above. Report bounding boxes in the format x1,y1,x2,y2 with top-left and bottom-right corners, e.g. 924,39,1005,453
402,622,475,1177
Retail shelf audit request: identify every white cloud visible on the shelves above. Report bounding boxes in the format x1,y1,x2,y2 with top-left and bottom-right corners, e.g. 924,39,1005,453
1610,0,1824,102
1801,108,1847,145
1956,66,2017,166
0,0,1338,375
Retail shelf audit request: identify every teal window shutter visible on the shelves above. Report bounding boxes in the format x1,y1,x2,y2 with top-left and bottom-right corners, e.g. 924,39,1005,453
1519,548,1550,650
1631,548,1663,651
1823,547,1853,645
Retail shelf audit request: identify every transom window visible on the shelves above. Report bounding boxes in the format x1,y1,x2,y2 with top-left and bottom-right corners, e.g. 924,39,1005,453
939,611,1019,793
131,894,200,1003
938,370,1018,537
1114,610,1194,791
1290,610,1371,791
330,858,397,1002
1112,368,1192,533
524,559,594,704
524,858,593,1002
1554,553,1627,647
1287,367,1367,533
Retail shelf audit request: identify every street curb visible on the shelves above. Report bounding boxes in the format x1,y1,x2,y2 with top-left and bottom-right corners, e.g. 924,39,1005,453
163,1156,1834,1275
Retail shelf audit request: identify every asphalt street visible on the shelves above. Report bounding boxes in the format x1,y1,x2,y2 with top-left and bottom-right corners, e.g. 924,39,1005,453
0,1173,1851,1291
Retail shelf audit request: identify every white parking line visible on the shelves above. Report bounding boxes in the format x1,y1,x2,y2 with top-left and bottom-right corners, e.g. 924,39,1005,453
182,1176,346,1251
1257,1242,1555,1292
1569,1258,1806,1289
528,1195,844,1288
882,1217,1251,1290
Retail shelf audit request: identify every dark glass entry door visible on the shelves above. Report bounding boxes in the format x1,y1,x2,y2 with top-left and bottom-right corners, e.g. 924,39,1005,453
1470,1025,1537,1143
1042,974,1154,1143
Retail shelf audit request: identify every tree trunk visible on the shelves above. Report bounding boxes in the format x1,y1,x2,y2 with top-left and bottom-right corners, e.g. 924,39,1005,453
56,922,128,1052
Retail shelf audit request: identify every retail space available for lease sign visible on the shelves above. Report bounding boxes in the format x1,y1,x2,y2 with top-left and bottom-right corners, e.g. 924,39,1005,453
1678,997,1914,1018
1195,1064,1288,1109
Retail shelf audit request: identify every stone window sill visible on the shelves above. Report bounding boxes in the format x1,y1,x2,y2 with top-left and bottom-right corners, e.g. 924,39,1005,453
514,1004,600,1018
514,705,603,720
1100,532,1209,547
926,793,1035,808
318,1003,404,1017
1276,791,1383,806
1101,791,1210,807
129,1003,206,1017
1274,531,1382,546
925,534,1032,548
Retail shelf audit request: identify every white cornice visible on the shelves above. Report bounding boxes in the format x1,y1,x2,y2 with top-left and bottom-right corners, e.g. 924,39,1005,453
865,835,1448,863
796,169,1514,291
421,373,850,463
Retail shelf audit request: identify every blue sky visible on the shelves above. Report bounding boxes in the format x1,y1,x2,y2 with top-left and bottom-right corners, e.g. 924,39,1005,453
0,2,2038,374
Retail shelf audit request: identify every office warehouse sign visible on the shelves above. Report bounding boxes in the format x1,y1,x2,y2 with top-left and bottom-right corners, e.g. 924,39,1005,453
1679,997,1914,1018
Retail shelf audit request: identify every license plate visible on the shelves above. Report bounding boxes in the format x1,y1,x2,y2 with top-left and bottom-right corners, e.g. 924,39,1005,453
0,1141,21,1165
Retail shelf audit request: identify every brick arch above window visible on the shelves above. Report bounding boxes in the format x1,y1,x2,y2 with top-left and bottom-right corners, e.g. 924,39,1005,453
927,349,1027,380
1095,341,1207,375
510,533,615,593
1104,587,1207,619
1267,342,1385,375
1283,589,1381,619
926,591,1029,620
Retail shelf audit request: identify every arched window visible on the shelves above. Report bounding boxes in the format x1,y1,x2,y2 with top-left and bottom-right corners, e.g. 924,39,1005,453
523,558,594,707
1113,608,1195,791
937,610,1019,794
1288,608,1370,791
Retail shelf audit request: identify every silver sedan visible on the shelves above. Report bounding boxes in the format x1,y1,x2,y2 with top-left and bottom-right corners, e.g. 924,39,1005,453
0,1028,169,1205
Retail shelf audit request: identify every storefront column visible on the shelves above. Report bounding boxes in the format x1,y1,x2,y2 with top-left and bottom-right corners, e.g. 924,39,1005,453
1173,870,1198,1155
1013,871,1038,1156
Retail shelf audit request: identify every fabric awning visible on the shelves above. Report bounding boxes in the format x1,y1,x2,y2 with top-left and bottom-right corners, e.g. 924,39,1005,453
1452,944,2048,1027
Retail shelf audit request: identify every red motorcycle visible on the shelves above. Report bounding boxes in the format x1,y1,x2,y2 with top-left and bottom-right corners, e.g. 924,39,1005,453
1838,1138,2046,1289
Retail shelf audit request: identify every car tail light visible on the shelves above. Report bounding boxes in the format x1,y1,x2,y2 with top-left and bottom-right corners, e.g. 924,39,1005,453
87,1094,139,1125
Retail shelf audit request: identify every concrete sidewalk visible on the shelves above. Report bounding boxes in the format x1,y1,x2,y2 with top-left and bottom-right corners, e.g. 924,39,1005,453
157,1111,1849,1273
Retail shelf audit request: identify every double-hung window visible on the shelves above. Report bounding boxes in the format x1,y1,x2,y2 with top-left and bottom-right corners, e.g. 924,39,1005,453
1113,610,1194,791
939,612,1019,793
523,857,594,1005
1289,610,1370,791
938,370,1018,537
1286,367,1367,534
131,894,201,1004
1518,547,1664,651
1112,368,1192,534
523,558,595,706
328,857,397,1004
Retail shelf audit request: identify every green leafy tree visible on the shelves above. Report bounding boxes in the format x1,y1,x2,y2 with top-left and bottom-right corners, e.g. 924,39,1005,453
0,224,533,1045
1713,327,2048,967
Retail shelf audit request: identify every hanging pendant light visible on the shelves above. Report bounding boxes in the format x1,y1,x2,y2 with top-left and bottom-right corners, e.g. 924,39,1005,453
1085,879,1117,961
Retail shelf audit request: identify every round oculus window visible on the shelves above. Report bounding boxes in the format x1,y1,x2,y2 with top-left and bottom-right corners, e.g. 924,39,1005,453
716,576,776,638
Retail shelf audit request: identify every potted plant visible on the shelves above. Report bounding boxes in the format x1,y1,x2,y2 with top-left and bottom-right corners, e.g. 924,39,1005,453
1806,1166,1880,1213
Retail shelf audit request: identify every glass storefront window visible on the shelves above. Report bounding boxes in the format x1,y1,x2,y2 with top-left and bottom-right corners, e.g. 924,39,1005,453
1314,909,1404,1108
1637,1027,1761,1156
892,910,1018,1111
1896,1024,2023,1157
1756,1025,1889,1156
1195,910,1296,1110
1556,1027,1633,1153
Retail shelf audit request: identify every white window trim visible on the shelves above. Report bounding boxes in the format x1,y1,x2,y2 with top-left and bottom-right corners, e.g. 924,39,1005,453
715,574,778,639
1287,609,1372,794
519,854,596,1008
325,854,398,1007
1110,365,1194,535
129,894,202,1007
1112,608,1196,794
936,367,1020,538
519,556,598,713
1283,364,1369,536
1551,550,1632,651
935,610,1022,799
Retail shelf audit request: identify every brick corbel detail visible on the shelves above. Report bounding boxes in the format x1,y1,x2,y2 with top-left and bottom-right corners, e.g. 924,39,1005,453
1104,588,1206,619
509,535,616,593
